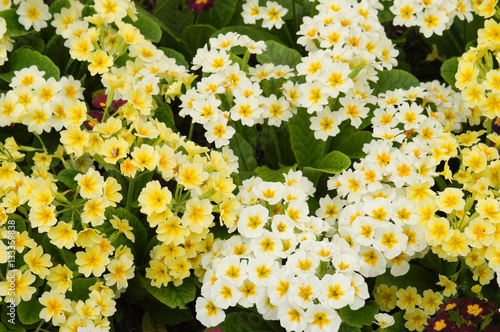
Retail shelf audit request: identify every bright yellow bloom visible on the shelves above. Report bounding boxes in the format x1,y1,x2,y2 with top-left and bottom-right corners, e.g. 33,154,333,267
138,180,172,215
39,290,72,325
0,270,37,305
75,244,110,277
24,245,52,278
46,264,73,293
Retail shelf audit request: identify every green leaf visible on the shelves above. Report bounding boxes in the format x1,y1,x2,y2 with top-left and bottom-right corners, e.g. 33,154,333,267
139,275,196,309
45,35,71,73
255,165,295,182
211,25,281,44
153,96,177,131
441,57,459,89
339,302,379,328
135,5,169,31
49,0,71,15
66,278,98,301
154,0,195,39
124,15,162,43
215,311,283,332
257,40,302,68
57,169,82,190
140,296,192,326
0,72,14,83
0,9,31,37
288,108,324,168
336,131,373,159
142,311,168,332
229,133,257,173
17,296,43,325
10,48,60,80
101,207,148,260
338,322,362,332
197,0,237,29
378,0,395,23
372,69,419,95
183,24,217,55
376,264,437,294
159,47,189,68
318,151,351,173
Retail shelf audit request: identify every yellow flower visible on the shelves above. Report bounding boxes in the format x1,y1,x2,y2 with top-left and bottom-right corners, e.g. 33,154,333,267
396,286,422,310
424,217,452,246
157,216,189,245
24,245,52,278
403,308,428,332
146,259,171,287
138,180,172,215
436,275,457,297
101,137,129,164
177,162,209,191
420,289,443,315
60,125,89,157
81,198,108,226
436,188,465,213
182,197,214,234
442,230,470,257
104,255,134,290
110,215,135,242
103,177,123,207
87,50,113,76
75,244,110,277
29,204,57,232
131,144,158,171
0,270,37,305
48,221,77,249
46,264,73,293
374,284,397,312
39,290,72,325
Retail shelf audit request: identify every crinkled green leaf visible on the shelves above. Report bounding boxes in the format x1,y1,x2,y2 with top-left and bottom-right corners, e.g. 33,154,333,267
17,295,43,325
139,275,196,309
257,40,302,68
0,9,31,37
372,69,419,95
57,169,82,190
289,108,324,168
49,0,71,15
197,0,237,29
215,311,283,332
154,0,194,39
378,0,395,23
336,131,373,159
338,322,362,332
101,207,148,260
255,165,295,182
183,24,217,55
153,96,177,131
306,150,351,174
376,264,437,294
339,301,379,328
159,47,189,68
66,278,98,301
441,57,459,89
10,47,60,80
124,15,162,43
229,133,257,174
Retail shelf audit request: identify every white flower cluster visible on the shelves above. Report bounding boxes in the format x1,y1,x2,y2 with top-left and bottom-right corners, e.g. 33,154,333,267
196,170,371,331
294,0,400,140
0,17,13,66
241,0,289,30
390,0,474,37
321,82,470,280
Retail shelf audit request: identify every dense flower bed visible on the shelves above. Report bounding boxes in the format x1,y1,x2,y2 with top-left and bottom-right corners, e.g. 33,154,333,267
0,0,499,331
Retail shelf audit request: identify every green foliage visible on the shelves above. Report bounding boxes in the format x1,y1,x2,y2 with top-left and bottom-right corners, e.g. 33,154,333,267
10,47,60,80
441,57,459,89
183,24,217,55
66,278,98,301
0,9,31,37
338,302,379,328
123,15,162,43
257,40,302,68
57,169,82,190
229,133,257,182
335,131,373,159
255,165,295,182
377,264,438,293
16,296,43,325
48,0,71,15
159,47,190,68
197,0,237,29
372,69,419,95
139,275,197,309
309,150,351,174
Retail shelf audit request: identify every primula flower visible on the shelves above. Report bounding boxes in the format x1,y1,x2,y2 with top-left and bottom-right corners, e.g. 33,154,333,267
16,0,51,31
75,244,110,277
138,180,172,215
187,0,216,13
39,290,72,325
0,270,37,305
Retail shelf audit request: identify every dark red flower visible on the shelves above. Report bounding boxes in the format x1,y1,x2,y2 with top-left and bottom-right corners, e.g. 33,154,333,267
84,110,103,130
187,0,215,13
92,94,108,109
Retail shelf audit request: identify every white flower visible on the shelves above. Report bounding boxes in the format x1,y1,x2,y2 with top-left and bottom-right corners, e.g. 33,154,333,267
16,0,51,31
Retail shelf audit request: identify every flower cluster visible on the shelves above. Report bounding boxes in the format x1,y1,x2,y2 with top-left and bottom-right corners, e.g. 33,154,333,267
390,0,473,37
196,170,373,331
426,297,500,331
241,0,289,30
